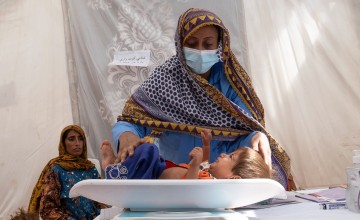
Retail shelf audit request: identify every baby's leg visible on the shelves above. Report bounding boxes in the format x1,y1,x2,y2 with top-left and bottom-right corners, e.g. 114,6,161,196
100,140,116,171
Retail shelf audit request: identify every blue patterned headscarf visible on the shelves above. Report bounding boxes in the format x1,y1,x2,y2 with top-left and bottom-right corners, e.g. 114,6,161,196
119,8,295,190
120,8,264,139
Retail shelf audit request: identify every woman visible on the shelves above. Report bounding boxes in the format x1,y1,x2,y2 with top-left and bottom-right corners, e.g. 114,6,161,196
112,8,296,190
28,125,106,220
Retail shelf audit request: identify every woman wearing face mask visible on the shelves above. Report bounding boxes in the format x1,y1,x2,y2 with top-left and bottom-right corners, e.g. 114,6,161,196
111,8,296,190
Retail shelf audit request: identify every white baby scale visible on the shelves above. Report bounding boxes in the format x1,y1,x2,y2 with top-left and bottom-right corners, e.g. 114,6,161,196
69,179,286,211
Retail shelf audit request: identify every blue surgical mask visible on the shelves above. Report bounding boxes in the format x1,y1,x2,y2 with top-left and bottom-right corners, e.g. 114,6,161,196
183,47,219,74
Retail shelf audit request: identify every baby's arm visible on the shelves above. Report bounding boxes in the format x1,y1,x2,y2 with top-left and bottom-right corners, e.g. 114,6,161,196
201,129,212,162
185,147,203,179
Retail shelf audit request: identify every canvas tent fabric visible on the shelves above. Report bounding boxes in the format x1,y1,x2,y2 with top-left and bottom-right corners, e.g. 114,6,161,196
0,0,360,219
0,0,73,219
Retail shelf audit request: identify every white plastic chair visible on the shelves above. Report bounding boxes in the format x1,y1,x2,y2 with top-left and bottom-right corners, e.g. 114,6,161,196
88,158,101,174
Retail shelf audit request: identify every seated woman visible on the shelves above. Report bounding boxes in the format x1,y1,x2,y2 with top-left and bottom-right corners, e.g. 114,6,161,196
28,125,107,220
101,130,271,180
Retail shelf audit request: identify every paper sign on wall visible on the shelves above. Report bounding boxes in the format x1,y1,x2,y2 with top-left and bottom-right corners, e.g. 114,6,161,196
109,50,150,67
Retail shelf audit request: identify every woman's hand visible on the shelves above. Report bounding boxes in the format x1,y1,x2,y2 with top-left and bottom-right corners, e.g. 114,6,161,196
116,132,152,163
250,132,272,170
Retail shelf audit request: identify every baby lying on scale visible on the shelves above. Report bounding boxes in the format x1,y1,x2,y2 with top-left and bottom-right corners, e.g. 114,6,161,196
100,130,271,180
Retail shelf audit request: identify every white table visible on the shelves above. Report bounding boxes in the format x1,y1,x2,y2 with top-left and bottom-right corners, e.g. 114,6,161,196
238,201,359,220
89,182,360,220
98,201,359,220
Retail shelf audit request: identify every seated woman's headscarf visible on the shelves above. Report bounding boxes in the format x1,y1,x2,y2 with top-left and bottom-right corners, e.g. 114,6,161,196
28,125,95,213
119,8,296,190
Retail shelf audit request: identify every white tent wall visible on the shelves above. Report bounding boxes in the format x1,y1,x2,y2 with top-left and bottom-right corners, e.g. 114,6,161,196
0,0,72,218
0,0,359,219
244,1,360,188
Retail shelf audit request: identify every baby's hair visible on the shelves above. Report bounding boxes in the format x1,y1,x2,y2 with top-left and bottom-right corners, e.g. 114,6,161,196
232,147,271,179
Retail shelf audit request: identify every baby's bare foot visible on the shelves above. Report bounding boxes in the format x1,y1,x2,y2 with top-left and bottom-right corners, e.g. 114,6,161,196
100,140,116,171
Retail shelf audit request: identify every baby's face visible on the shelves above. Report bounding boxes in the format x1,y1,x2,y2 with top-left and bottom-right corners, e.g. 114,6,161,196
209,149,241,179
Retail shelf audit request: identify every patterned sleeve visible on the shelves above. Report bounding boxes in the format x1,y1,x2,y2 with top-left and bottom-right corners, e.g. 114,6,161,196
39,168,72,220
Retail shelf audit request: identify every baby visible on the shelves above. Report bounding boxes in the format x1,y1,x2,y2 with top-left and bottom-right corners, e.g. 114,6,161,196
100,130,271,180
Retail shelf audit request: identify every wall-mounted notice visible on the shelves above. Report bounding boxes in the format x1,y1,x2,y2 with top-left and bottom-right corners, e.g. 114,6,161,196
109,50,150,67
